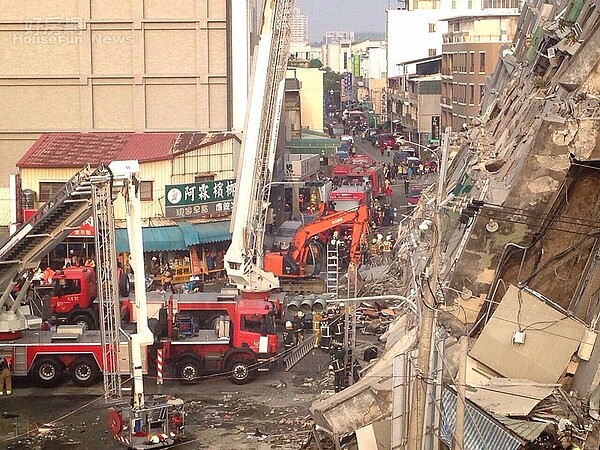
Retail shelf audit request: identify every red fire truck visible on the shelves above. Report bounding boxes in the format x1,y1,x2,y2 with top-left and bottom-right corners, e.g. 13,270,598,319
49,266,131,330
156,293,281,385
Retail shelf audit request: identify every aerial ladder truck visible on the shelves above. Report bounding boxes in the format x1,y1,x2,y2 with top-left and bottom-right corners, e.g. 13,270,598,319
0,161,183,447
224,0,294,297
102,161,184,449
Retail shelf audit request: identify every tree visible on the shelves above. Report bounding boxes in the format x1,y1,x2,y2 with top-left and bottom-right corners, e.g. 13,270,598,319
322,69,342,95
308,59,322,69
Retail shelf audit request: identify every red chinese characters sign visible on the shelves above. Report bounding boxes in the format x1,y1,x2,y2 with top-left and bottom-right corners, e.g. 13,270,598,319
24,209,94,237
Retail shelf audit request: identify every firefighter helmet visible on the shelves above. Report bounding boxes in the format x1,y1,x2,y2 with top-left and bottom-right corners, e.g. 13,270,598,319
285,321,293,329
372,238,377,244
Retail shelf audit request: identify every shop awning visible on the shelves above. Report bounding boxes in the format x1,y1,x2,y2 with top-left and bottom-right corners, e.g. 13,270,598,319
115,221,231,253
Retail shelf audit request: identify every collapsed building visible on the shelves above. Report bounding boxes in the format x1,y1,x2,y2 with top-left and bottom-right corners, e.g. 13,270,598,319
309,1,600,449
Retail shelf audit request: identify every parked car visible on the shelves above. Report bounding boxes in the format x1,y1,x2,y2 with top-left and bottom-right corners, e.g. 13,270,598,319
272,220,303,250
406,156,422,169
366,129,379,142
378,133,397,152
407,186,422,205
393,147,417,165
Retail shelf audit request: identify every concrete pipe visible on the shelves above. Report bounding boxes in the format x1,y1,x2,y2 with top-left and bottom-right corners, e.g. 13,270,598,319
287,297,302,315
300,297,314,315
312,297,327,313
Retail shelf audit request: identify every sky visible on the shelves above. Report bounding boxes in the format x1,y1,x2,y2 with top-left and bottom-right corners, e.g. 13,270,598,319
295,0,393,43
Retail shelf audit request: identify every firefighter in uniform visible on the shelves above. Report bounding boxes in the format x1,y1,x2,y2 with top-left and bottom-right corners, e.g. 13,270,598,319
0,355,12,395
312,311,322,348
332,314,344,345
382,234,393,263
282,321,295,352
319,311,331,350
369,238,379,262
329,342,346,392
293,312,305,343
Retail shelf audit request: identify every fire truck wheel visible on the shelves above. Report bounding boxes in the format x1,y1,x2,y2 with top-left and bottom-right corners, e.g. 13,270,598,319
71,314,95,331
31,357,64,387
228,358,255,385
119,273,130,297
177,357,203,382
70,357,100,387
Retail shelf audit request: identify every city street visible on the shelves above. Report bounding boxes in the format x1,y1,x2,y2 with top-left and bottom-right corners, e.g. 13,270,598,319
0,341,340,450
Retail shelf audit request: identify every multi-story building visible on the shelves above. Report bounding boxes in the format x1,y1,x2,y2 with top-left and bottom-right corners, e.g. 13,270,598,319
390,56,442,146
290,7,308,44
0,0,258,188
289,43,323,65
386,0,520,78
441,13,519,129
325,31,355,45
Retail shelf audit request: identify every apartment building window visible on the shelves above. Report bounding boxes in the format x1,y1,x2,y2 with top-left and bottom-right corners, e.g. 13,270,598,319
449,53,454,73
140,181,154,201
470,52,475,73
39,181,66,202
468,0,473,8
428,48,437,57
480,84,486,103
469,84,475,105
451,0,456,8
428,23,436,33
483,0,519,8
479,51,486,72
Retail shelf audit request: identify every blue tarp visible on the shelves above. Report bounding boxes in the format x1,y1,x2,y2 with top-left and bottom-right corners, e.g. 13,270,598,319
116,221,231,253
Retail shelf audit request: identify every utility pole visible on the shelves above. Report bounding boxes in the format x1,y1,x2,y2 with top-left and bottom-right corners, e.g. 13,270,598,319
407,127,450,450
454,336,468,450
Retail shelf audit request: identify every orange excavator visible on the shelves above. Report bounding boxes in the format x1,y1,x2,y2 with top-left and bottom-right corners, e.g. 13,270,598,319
264,204,369,282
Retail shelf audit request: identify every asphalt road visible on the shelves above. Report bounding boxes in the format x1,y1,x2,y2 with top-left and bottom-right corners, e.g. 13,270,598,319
0,333,380,450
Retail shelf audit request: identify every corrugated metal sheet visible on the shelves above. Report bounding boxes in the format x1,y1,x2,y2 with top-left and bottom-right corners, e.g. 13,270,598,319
493,415,548,442
116,221,231,253
0,188,11,226
17,132,237,168
119,133,178,161
440,387,526,450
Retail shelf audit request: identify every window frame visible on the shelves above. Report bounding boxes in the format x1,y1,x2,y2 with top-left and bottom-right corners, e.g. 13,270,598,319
39,181,67,203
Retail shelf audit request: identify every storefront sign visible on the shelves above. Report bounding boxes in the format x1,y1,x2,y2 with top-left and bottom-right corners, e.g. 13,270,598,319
165,179,235,219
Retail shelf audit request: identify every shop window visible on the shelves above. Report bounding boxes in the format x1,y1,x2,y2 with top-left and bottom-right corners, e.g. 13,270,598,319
39,181,66,202
140,181,153,201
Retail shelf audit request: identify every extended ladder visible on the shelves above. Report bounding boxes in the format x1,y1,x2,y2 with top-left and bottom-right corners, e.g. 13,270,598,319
326,242,339,296
343,265,358,387
92,173,122,401
283,334,318,371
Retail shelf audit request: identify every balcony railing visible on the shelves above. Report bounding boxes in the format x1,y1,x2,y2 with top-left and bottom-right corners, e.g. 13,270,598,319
443,32,510,44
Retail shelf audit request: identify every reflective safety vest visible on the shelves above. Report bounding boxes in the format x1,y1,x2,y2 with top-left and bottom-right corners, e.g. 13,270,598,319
333,321,344,337
382,240,392,253
283,331,294,349
320,321,331,338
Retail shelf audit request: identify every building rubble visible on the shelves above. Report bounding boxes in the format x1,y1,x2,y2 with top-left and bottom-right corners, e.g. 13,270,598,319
308,1,600,449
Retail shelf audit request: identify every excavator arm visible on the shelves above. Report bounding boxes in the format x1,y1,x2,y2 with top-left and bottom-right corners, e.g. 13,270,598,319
264,204,369,279
289,204,368,262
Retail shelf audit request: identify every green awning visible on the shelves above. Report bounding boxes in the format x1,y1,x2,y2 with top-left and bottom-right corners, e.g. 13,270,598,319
116,221,231,253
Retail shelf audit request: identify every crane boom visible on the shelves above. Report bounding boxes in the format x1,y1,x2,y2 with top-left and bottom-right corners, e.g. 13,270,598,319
225,0,293,293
